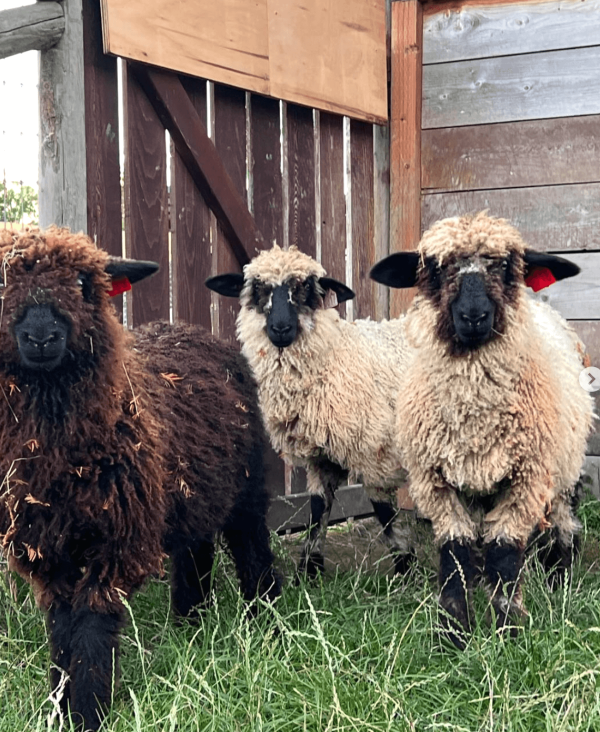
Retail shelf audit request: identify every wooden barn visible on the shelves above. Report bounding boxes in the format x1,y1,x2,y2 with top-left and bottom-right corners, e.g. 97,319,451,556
1,0,599,528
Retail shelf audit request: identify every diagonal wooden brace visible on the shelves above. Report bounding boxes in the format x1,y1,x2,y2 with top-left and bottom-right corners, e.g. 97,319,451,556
131,63,264,268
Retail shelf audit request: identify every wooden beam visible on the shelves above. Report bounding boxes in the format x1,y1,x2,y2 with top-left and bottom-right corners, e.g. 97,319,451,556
39,0,87,231
267,484,375,534
389,0,422,317
131,64,264,268
0,2,64,60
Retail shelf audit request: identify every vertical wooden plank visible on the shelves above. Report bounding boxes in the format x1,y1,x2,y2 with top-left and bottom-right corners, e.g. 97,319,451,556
374,122,390,321
171,77,212,329
287,104,316,494
250,94,284,249
82,0,122,317
390,0,422,317
213,83,247,345
39,0,87,230
122,62,169,326
319,112,347,318
83,0,120,253
351,120,375,321
287,104,316,257
249,96,287,498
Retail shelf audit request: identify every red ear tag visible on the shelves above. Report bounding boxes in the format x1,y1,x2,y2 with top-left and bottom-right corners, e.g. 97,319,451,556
525,266,556,292
108,277,132,297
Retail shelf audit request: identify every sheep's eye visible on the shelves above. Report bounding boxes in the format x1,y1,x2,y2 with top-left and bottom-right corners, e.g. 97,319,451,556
501,260,509,270
77,272,94,301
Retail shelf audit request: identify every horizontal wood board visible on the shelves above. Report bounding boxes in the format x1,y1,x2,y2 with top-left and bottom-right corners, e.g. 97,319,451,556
422,45,600,128
100,0,387,123
422,115,600,192
267,484,375,533
0,2,64,59
422,183,600,251
423,0,600,64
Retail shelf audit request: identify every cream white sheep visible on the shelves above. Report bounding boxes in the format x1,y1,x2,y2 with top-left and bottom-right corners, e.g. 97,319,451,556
207,245,415,577
370,211,595,648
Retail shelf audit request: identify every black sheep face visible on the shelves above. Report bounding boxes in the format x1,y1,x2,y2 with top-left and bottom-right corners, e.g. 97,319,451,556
206,269,355,349
417,251,523,355
0,229,158,376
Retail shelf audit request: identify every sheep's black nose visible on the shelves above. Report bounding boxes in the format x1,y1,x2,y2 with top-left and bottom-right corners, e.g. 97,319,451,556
451,273,495,347
14,305,70,370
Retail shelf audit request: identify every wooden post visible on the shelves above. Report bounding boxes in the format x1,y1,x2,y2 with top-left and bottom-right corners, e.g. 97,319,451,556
389,0,422,318
39,0,88,231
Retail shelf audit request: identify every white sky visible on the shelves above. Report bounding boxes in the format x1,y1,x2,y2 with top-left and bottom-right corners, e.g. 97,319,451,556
0,0,39,188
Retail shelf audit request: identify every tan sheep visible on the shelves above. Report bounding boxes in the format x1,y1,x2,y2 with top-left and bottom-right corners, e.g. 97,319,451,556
370,211,594,648
207,245,415,577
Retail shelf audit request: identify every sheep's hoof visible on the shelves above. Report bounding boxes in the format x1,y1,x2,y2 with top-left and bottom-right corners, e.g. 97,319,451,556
296,553,325,583
438,594,472,651
489,596,527,638
393,551,416,576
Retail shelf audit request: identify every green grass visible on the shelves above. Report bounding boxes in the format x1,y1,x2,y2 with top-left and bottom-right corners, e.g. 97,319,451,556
1,502,600,732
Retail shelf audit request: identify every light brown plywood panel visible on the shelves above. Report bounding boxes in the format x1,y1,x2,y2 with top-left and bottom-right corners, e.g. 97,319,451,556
100,0,387,123
101,0,269,94
268,0,387,123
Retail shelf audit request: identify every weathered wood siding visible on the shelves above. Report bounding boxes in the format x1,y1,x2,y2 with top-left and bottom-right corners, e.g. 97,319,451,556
422,0,600,454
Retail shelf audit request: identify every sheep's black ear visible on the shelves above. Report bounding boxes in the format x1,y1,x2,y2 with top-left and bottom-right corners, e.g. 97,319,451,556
105,257,159,284
369,252,420,288
523,250,580,282
318,277,355,305
205,273,245,297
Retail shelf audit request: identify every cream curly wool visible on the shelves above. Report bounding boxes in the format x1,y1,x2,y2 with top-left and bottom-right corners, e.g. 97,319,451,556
397,213,594,549
238,246,408,491
223,244,415,575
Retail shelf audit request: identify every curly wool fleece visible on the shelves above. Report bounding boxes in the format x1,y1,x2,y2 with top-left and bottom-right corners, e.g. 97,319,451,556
237,245,409,495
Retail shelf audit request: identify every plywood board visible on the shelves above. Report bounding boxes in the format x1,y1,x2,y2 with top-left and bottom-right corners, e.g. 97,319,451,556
268,0,387,122
423,0,600,65
423,46,600,128
100,0,387,124
101,0,270,94
422,183,600,252
422,115,600,192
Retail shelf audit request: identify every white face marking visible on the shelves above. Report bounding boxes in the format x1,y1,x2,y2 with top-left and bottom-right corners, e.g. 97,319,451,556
287,287,294,304
265,291,273,312
458,260,484,275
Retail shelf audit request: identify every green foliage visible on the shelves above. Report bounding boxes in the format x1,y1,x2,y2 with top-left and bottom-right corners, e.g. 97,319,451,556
0,181,38,224
1,521,599,732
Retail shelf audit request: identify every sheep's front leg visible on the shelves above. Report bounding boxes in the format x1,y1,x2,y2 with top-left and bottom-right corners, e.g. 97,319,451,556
482,467,550,632
298,460,348,579
370,498,416,575
68,607,123,731
47,600,73,716
410,468,477,649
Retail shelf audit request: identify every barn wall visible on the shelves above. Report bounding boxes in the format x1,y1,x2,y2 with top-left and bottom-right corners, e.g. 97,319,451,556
421,0,600,457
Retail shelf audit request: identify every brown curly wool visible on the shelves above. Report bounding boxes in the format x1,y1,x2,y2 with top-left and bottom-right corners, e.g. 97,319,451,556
0,227,279,731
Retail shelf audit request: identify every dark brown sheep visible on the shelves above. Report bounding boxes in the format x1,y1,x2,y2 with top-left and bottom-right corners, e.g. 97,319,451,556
0,227,280,730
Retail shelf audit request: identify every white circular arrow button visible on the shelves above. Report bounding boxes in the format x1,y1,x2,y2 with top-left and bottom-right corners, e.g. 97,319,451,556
579,366,600,393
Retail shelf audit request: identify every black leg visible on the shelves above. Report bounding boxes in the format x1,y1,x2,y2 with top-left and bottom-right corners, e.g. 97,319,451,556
298,494,332,579
68,607,123,731
438,539,476,650
170,539,215,619
484,541,525,635
371,499,416,575
223,519,281,608
47,600,73,715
